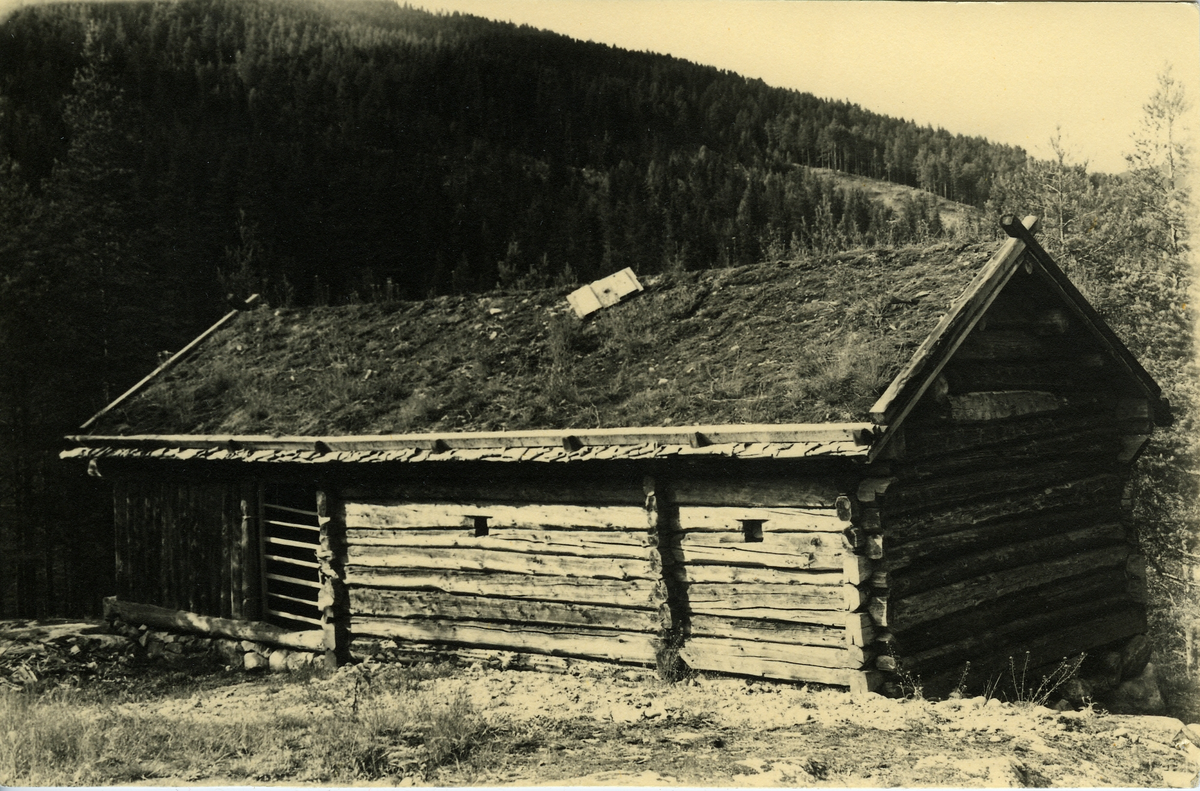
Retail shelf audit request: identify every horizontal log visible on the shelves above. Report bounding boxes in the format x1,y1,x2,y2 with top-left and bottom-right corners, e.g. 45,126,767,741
103,597,326,651
979,304,1075,336
1118,434,1151,464
902,412,1118,459
879,545,1130,632
679,636,867,671
679,649,880,691
883,474,1122,544
885,457,1119,515
896,595,1137,675
688,582,866,614
671,536,846,573
676,506,845,533
346,530,654,559
688,615,847,648
953,330,1060,361
879,510,1124,575
341,502,651,530
881,522,1127,596
675,564,845,587
942,360,1108,393
344,567,667,607
351,617,659,664
901,431,1122,477
947,391,1064,422
349,589,661,632
338,479,646,506
893,566,1130,654
345,545,660,580
670,478,843,508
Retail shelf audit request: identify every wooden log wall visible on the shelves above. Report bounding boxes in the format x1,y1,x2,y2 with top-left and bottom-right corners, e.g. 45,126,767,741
112,477,260,620
336,474,666,665
666,474,879,693
868,263,1148,686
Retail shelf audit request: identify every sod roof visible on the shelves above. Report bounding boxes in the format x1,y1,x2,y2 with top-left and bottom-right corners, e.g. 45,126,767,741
89,240,1002,437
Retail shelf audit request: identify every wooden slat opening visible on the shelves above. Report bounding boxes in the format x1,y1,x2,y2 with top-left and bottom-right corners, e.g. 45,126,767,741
265,518,321,532
266,572,322,589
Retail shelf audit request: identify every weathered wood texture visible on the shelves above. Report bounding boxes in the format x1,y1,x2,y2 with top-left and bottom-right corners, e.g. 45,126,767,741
112,478,259,619
871,312,1145,684
103,596,323,650
343,496,665,665
677,639,880,692
668,495,873,681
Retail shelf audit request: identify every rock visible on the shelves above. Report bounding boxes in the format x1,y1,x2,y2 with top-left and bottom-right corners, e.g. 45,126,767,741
244,652,268,672
1106,662,1165,715
215,639,241,663
1161,770,1199,789
1184,723,1200,745
1128,715,1185,744
1061,678,1093,705
1119,634,1151,680
286,651,313,670
268,650,290,672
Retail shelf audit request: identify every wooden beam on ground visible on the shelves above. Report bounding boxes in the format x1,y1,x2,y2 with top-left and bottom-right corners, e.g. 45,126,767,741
103,596,324,651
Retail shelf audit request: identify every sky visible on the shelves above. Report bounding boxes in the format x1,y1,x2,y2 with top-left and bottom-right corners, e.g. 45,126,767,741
420,1,1200,174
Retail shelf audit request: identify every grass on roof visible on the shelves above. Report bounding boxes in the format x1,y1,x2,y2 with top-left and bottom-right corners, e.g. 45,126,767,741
96,241,996,436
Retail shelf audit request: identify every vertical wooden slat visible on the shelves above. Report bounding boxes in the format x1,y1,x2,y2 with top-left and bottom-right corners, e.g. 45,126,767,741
142,481,157,607
257,482,268,621
240,481,262,619
154,481,164,608
112,481,129,601
165,480,176,609
229,485,243,620
208,487,222,617
220,484,233,619
185,484,199,614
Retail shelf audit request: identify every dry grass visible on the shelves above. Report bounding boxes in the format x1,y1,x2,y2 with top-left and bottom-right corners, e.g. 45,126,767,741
0,664,498,786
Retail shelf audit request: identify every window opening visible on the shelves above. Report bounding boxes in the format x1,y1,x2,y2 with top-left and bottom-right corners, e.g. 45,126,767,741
473,515,491,537
740,519,765,543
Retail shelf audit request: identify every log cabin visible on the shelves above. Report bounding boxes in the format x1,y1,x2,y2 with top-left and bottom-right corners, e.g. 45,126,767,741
61,216,1169,695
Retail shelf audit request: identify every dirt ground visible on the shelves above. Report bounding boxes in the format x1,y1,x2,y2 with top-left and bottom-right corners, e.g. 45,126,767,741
173,662,1200,787
4,620,1200,788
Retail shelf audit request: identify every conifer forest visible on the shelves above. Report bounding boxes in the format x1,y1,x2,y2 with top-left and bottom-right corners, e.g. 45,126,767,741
0,0,1195,706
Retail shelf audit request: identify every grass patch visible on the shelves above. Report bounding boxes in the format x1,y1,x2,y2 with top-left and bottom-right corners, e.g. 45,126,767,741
0,663,502,786
99,241,993,436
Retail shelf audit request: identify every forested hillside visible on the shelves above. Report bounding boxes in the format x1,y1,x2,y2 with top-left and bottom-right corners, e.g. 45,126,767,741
0,0,1028,307
0,2,1194,719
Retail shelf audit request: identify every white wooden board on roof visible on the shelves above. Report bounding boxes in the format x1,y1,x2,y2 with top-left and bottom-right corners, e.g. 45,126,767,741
567,267,643,318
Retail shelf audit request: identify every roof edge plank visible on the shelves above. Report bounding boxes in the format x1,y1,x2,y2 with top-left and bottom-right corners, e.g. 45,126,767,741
868,216,1036,429
66,421,880,453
